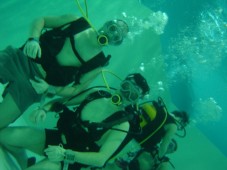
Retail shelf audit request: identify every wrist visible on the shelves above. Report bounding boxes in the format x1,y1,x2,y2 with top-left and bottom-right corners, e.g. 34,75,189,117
27,37,40,44
38,106,48,113
64,150,76,164
46,85,56,97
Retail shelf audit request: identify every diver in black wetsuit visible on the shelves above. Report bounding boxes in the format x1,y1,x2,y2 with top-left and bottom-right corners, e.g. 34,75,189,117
0,73,149,170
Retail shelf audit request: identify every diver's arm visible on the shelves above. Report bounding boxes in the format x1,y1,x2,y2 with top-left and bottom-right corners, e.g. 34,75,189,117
51,67,102,97
158,124,177,158
41,87,98,113
29,14,79,38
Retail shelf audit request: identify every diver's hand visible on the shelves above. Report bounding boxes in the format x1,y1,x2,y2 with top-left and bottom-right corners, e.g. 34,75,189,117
23,38,41,59
44,145,66,162
30,76,49,94
29,107,47,123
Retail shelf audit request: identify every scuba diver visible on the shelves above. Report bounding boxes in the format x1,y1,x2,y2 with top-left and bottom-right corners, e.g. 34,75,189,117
0,73,149,170
0,14,129,129
104,97,189,170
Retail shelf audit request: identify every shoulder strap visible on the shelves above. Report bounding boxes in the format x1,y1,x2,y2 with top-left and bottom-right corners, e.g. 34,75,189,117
76,90,112,117
87,111,134,131
70,36,85,64
57,17,90,37
66,17,90,64
41,17,90,38
78,53,111,75
58,17,91,64
66,18,111,68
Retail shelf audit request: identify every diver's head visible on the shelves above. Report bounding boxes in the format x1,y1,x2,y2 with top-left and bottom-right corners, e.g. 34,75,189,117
172,110,189,130
98,19,129,46
119,73,150,103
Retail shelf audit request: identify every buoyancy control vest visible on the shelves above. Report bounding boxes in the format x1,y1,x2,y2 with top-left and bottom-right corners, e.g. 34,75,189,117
24,17,111,86
56,90,134,151
55,90,138,169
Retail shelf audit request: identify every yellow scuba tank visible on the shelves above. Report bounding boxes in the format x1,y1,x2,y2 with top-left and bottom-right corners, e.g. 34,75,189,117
135,99,168,147
140,103,157,128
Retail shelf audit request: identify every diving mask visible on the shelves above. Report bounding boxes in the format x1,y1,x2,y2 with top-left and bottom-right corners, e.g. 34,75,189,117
98,20,128,46
120,80,141,102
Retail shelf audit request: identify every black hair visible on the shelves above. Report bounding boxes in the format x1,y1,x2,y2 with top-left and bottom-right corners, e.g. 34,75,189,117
171,110,189,138
125,73,150,96
172,110,189,126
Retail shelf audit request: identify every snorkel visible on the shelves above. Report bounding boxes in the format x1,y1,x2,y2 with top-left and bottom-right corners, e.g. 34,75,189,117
75,0,106,45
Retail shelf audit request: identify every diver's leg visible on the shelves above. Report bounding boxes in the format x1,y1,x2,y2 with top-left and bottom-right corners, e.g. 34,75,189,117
0,145,21,170
0,126,46,169
137,152,155,170
25,158,61,170
0,93,22,129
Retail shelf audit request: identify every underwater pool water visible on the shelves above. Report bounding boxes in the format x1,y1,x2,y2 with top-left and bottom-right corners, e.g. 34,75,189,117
143,0,227,157
0,0,227,169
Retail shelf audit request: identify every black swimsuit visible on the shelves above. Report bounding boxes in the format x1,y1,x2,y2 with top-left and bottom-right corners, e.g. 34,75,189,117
30,17,111,86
